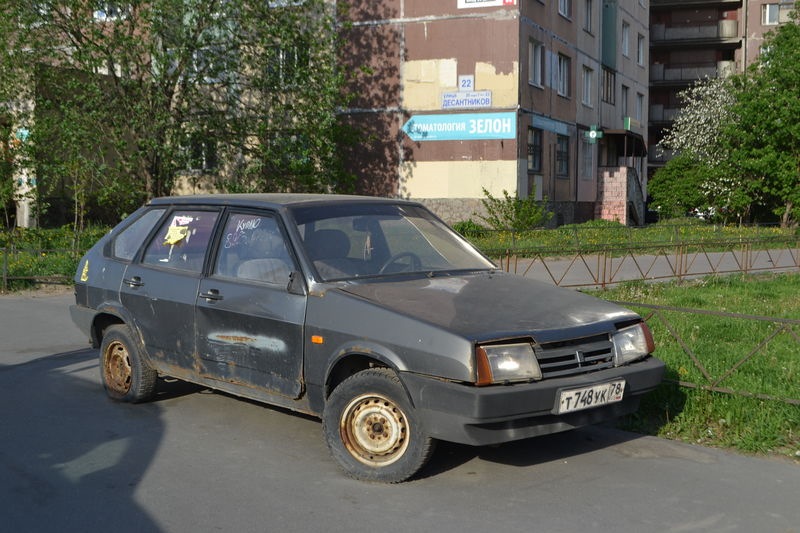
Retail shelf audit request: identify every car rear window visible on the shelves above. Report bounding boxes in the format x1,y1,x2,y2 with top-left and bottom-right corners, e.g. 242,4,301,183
112,208,165,261
142,210,219,272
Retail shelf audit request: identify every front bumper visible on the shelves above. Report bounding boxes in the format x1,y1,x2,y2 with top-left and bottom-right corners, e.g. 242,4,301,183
401,356,665,446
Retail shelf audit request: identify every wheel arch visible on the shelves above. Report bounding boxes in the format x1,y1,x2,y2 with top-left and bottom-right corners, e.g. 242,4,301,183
90,303,146,354
324,343,409,401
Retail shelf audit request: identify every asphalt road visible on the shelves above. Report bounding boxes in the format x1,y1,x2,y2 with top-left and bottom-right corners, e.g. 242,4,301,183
1,289,798,533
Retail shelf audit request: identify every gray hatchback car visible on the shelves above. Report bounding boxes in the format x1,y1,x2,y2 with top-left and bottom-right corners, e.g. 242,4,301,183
71,194,664,482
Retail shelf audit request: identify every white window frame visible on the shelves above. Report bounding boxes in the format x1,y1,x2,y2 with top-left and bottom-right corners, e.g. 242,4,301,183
528,40,545,88
557,54,571,97
622,22,630,57
583,0,593,33
581,66,593,107
762,4,779,25
637,34,645,65
558,0,572,18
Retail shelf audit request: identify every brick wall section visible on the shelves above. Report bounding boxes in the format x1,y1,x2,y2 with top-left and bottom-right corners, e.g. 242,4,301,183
595,167,629,225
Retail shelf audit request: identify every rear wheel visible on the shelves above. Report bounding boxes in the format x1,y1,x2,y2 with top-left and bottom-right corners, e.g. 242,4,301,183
99,324,157,403
323,368,435,482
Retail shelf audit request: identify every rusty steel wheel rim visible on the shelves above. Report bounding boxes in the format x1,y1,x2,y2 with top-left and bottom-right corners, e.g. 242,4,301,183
103,340,132,395
340,393,410,467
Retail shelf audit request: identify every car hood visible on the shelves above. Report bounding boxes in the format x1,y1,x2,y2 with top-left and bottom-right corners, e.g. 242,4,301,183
337,271,639,344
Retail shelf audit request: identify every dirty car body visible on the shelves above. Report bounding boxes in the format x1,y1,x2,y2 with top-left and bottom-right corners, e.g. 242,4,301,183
71,194,665,482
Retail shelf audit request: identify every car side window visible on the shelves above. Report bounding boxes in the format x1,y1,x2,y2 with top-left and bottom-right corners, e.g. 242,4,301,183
142,210,219,272
112,208,165,261
215,213,295,284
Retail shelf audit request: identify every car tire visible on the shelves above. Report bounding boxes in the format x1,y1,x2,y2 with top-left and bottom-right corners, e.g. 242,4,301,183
323,367,436,483
99,324,157,403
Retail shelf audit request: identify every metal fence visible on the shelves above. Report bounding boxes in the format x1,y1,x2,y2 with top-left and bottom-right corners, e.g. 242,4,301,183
498,239,800,288
615,301,800,406
1,247,80,292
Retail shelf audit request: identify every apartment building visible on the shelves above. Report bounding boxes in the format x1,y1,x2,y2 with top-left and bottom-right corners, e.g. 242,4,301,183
648,0,794,174
340,0,650,225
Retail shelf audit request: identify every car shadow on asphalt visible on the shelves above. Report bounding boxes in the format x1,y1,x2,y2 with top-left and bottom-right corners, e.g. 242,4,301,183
418,425,644,479
0,347,165,533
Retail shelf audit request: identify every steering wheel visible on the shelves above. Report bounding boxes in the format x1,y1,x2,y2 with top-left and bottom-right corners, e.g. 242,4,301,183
378,252,422,274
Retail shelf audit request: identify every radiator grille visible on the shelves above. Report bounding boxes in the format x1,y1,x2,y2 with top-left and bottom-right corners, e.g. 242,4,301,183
534,333,614,379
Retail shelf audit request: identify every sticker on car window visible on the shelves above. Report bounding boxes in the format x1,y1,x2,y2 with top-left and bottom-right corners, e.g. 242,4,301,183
164,225,190,245
80,260,89,282
172,215,194,226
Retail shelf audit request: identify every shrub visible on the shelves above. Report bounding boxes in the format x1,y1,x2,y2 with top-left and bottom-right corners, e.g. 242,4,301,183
477,188,552,231
451,219,488,238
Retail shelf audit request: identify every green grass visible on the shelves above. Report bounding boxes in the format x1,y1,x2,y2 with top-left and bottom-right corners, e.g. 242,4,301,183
459,218,799,258
1,225,109,291
587,274,800,460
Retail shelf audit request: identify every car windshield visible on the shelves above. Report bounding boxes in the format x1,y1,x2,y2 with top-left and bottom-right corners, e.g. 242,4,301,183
290,202,495,281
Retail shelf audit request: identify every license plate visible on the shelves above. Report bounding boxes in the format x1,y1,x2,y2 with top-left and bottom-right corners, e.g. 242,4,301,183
556,380,625,414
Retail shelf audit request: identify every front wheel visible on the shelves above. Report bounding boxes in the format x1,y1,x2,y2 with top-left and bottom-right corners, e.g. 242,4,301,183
99,324,157,403
323,368,436,482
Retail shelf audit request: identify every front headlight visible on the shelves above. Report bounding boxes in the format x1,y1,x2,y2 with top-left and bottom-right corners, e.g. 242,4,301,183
612,322,655,366
476,342,542,386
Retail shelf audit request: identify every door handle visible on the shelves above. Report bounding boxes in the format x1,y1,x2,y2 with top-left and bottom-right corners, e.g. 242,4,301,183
123,276,144,287
199,288,223,301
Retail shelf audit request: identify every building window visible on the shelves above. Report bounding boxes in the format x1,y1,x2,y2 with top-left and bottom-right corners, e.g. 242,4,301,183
580,138,594,181
556,135,570,178
601,67,615,104
762,4,779,25
267,45,309,88
637,34,645,65
636,92,644,122
583,0,593,33
559,0,572,18
93,3,130,21
528,40,545,87
527,127,543,172
621,85,629,120
622,22,630,57
581,66,593,107
183,132,218,172
557,54,571,97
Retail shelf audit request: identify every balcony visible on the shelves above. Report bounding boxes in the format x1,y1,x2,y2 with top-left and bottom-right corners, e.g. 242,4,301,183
651,20,741,49
650,61,737,85
651,0,741,8
649,105,681,123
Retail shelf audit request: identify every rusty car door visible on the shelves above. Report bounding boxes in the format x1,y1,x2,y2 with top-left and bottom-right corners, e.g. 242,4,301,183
195,210,306,398
119,209,221,371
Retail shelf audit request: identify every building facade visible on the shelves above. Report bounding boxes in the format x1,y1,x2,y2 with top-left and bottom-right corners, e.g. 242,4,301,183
648,0,795,175
340,0,650,225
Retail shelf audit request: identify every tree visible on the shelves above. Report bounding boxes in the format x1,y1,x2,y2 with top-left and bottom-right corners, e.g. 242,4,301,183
654,76,754,222
656,3,800,226
658,76,737,167
722,5,800,227
0,0,354,226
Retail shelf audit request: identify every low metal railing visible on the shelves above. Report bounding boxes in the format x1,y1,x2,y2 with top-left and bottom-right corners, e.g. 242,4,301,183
613,302,800,406
499,240,800,288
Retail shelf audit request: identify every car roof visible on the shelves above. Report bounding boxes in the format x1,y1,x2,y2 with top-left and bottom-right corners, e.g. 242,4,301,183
147,193,420,210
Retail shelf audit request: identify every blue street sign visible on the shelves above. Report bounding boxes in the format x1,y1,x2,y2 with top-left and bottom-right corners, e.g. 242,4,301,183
402,112,517,142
